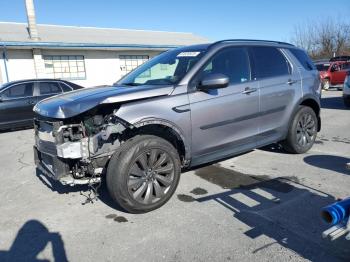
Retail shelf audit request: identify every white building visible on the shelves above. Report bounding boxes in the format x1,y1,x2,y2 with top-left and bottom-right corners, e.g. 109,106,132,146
0,2,207,87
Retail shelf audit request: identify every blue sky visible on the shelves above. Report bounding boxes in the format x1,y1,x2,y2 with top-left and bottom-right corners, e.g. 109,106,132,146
0,0,349,42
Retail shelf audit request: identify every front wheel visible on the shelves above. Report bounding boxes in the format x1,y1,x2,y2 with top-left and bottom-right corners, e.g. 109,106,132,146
106,135,181,213
322,79,330,90
282,106,318,154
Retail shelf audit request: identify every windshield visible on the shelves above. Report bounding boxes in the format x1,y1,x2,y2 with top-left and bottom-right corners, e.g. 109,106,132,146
316,63,330,71
118,48,206,86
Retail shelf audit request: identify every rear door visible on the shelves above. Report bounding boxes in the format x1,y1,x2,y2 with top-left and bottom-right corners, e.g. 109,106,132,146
249,46,300,145
189,46,260,165
0,82,35,125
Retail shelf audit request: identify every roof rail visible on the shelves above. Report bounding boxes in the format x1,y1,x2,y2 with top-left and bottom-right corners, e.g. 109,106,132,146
208,39,294,49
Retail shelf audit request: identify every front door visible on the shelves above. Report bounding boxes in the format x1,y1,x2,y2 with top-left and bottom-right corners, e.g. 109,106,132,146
189,47,260,165
0,82,35,126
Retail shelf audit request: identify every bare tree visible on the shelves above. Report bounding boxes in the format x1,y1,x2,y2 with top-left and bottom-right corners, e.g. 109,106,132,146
291,18,350,60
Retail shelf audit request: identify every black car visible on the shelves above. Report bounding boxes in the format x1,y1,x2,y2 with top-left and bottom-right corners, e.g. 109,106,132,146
0,79,83,130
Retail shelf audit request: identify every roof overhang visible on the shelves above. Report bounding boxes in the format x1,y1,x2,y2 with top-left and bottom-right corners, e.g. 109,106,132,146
0,41,181,51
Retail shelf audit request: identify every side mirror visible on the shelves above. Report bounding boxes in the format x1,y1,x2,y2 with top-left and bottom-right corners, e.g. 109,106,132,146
198,73,229,91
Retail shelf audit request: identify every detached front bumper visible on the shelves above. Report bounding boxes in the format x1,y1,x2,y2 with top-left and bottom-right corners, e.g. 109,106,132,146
33,118,97,185
34,146,101,185
34,146,70,180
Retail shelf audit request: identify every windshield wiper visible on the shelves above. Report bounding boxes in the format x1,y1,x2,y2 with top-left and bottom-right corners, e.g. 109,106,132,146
121,82,141,86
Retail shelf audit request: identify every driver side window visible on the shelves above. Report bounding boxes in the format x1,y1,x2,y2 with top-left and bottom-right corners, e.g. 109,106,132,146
2,83,33,99
198,47,251,85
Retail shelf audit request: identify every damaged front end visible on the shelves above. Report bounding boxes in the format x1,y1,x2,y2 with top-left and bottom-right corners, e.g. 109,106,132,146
34,105,133,186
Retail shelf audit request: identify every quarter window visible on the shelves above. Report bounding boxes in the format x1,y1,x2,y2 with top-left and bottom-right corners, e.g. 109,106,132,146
44,55,86,80
2,83,33,99
251,47,290,79
289,49,315,71
39,82,62,95
198,47,251,85
59,82,73,92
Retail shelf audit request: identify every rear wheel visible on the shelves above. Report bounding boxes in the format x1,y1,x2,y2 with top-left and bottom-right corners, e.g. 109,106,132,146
282,106,318,154
106,135,181,213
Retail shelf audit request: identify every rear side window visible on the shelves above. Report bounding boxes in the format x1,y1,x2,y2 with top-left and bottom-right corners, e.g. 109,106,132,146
39,82,62,95
2,83,33,99
250,47,290,79
289,49,315,71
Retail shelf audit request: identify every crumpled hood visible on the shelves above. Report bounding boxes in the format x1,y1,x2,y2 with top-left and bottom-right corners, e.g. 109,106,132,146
34,84,174,119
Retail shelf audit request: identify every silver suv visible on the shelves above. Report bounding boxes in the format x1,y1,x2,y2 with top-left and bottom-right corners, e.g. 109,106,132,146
34,40,321,213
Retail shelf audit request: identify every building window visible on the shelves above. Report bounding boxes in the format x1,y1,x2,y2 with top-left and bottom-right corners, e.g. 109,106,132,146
119,55,149,77
44,55,86,80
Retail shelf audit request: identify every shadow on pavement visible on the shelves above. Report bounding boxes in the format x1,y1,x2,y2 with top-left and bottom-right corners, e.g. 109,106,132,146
321,96,347,110
304,155,350,175
0,220,68,262
258,143,289,154
35,168,126,212
35,168,86,194
195,176,349,261
0,126,33,134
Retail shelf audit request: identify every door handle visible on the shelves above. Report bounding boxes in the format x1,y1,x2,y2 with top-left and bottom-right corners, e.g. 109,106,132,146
27,100,35,105
287,79,298,85
242,87,257,95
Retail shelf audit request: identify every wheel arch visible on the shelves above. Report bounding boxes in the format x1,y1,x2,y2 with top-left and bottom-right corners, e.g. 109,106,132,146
122,118,190,166
299,97,321,131
284,95,321,140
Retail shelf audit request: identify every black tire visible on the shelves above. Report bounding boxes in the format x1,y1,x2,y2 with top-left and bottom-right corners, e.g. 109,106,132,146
344,97,350,108
282,106,318,154
106,135,181,213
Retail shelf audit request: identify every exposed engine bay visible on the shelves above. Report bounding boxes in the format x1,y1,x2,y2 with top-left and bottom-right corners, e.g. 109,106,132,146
34,105,133,186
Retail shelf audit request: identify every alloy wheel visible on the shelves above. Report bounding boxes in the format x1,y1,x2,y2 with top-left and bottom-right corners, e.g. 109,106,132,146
296,113,317,147
127,148,175,204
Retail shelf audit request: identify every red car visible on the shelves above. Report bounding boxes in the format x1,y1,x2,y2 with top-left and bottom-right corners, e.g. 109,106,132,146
316,59,350,90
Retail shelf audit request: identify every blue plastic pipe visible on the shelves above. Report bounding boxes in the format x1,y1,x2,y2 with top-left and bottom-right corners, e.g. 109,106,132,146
322,198,350,225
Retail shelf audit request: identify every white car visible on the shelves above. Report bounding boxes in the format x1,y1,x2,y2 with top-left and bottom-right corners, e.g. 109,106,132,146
344,73,350,107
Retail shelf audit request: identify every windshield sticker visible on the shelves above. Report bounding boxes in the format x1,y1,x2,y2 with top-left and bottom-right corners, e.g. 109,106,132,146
177,52,201,57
